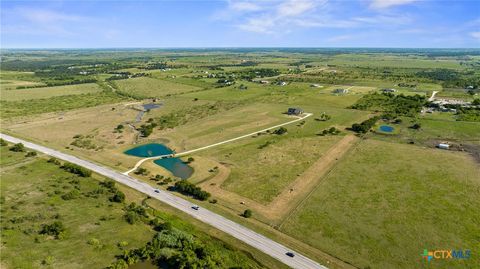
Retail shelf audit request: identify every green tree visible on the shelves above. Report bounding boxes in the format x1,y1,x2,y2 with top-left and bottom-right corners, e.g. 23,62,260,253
110,191,126,203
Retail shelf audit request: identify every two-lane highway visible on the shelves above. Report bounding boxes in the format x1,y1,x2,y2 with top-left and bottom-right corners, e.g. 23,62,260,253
0,133,327,269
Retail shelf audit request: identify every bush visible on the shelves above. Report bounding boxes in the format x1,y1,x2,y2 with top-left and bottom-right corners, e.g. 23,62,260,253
25,151,37,157
272,127,287,135
10,143,25,152
39,221,65,239
0,138,7,146
47,157,61,165
410,123,422,130
351,116,379,133
110,191,126,203
87,238,102,248
61,189,80,200
134,167,149,176
61,162,92,177
170,181,211,201
123,203,148,224
243,209,252,218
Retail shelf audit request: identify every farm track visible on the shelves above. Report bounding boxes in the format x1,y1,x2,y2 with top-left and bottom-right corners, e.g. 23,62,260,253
199,135,359,222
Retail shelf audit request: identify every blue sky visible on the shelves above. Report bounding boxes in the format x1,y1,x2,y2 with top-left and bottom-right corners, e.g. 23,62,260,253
1,0,479,48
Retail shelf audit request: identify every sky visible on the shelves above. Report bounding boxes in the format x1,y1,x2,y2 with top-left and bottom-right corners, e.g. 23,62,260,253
1,0,479,48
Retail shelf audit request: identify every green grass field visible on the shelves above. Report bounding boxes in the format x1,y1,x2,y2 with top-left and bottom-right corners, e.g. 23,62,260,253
219,135,342,203
1,83,102,101
0,149,272,269
0,90,129,118
114,77,202,98
281,139,480,269
1,157,153,268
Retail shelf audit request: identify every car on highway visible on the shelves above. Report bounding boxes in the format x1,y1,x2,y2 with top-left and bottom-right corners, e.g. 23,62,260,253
286,252,295,258
154,189,160,193
191,205,200,210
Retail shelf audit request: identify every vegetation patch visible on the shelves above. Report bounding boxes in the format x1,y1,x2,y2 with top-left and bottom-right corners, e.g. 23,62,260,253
0,90,129,118
151,101,242,130
350,92,426,116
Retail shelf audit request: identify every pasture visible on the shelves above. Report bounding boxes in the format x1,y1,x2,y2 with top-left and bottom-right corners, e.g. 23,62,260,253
281,139,480,269
1,83,102,101
114,76,202,98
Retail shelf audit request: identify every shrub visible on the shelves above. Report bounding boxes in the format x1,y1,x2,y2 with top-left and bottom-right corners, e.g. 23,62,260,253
39,221,65,239
47,157,61,165
410,123,422,130
123,203,148,224
87,238,102,248
272,127,287,135
134,167,149,176
351,116,379,133
61,189,80,200
0,138,7,146
243,209,252,218
61,162,91,177
25,151,37,157
10,143,25,152
171,181,211,201
110,191,126,203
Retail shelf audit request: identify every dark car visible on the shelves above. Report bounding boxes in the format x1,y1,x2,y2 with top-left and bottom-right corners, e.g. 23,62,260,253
154,189,160,193
286,252,295,258
191,205,200,210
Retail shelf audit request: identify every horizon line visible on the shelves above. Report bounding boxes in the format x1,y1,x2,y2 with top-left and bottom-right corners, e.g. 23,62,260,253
2,46,480,50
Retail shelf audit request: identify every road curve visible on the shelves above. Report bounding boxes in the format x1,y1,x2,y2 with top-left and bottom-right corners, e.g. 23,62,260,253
0,133,327,269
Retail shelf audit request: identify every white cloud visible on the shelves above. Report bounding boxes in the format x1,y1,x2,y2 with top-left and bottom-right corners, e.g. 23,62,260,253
230,1,262,12
470,31,480,41
277,0,317,17
233,0,327,34
18,8,86,23
370,0,418,9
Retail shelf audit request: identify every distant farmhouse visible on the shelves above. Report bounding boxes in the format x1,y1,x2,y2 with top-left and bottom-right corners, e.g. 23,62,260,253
333,88,348,94
276,81,287,86
287,107,304,115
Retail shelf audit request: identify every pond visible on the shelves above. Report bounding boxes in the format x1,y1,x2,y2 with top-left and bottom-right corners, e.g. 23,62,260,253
135,103,162,122
124,143,193,179
379,125,394,133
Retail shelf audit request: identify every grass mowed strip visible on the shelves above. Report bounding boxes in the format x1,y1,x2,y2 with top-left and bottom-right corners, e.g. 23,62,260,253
0,155,269,269
281,139,480,269
0,83,102,101
114,77,202,98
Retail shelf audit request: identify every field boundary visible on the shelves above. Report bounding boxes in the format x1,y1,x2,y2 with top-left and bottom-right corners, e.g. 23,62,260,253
199,134,360,222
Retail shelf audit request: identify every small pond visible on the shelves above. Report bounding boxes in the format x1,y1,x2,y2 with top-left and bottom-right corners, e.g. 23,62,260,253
379,125,394,133
124,143,193,179
135,103,162,122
